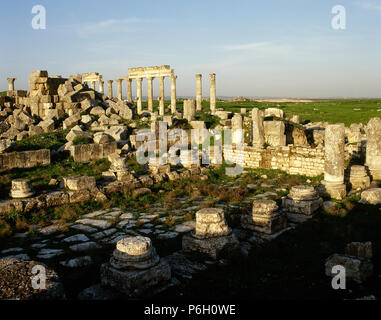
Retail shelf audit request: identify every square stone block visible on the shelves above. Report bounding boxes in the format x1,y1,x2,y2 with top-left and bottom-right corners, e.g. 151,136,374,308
282,197,323,215
325,254,373,284
100,260,171,297
182,233,238,260
241,213,287,235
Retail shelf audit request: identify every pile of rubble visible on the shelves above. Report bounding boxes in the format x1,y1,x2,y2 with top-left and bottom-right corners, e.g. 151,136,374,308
0,70,134,153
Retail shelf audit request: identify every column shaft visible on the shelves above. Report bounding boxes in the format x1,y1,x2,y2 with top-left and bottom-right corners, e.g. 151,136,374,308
196,74,202,111
107,80,113,98
210,73,216,113
137,78,143,115
127,78,132,103
171,75,177,114
148,77,154,112
159,76,165,115
117,79,122,100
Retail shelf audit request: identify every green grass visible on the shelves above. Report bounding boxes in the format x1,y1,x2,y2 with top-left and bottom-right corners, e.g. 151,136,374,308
0,155,110,199
72,136,93,146
216,99,381,126
0,91,6,97
12,130,69,152
145,99,381,127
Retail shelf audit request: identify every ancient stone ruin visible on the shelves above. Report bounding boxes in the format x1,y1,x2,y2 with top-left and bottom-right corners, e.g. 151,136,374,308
100,236,171,297
0,66,380,301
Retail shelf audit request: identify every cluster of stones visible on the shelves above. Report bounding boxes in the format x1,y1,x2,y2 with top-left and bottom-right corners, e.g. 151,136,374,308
325,242,374,284
100,236,171,297
182,208,238,260
282,185,323,216
241,200,287,235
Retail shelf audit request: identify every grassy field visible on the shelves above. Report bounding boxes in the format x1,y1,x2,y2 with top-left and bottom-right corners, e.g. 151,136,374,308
144,99,381,127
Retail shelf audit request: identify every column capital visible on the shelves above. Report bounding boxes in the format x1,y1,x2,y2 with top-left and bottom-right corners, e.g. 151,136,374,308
196,74,202,79
107,79,113,84
7,78,16,82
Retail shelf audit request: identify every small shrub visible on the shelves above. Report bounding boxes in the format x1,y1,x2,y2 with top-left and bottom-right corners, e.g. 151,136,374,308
72,136,93,146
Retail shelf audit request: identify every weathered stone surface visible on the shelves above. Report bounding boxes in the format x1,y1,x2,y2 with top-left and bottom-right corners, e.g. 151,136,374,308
325,254,373,284
0,258,66,300
70,142,117,163
60,256,93,268
100,259,171,297
10,179,34,198
264,121,286,147
345,242,372,259
100,236,171,297
320,124,346,200
182,232,239,260
346,165,371,190
251,108,265,148
0,149,50,173
241,200,287,234
282,185,323,215
365,117,381,180
0,139,14,153
195,208,230,238
265,108,284,118
63,175,96,191
359,188,381,205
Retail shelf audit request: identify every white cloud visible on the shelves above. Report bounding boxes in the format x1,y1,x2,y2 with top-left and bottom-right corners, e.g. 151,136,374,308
356,1,381,11
219,41,272,51
63,18,157,38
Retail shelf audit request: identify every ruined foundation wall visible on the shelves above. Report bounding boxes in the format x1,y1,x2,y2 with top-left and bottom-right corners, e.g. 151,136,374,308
0,149,50,172
223,145,325,177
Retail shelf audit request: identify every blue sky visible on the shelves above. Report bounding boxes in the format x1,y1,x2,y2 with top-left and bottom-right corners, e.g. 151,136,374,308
1,0,381,98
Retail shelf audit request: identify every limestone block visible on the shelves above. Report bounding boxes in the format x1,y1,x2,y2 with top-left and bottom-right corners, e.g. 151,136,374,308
63,113,81,130
264,121,286,147
365,117,381,180
63,175,96,191
65,129,93,142
90,106,106,117
325,254,373,284
345,242,372,259
10,179,34,198
182,232,238,260
241,200,287,234
264,108,284,118
282,185,323,215
359,188,381,205
93,132,114,144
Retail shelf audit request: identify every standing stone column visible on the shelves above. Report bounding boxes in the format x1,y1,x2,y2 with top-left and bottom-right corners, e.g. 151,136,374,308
321,124,346,200
127,78,133,103
210,73,216,114
147,77,154,112
136,78,143,115
251,108,265,148
91,81,96,90
183,99,196,121
159,76,165,113
107,80,113,98
365,117,381,180
232,113,244,145
171,74,177,114
117,79,123,100
99,80,104,94
7,78,16,91
196,74,202,112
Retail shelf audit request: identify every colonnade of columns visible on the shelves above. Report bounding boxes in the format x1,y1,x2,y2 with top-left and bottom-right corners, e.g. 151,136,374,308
116,75,177,115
